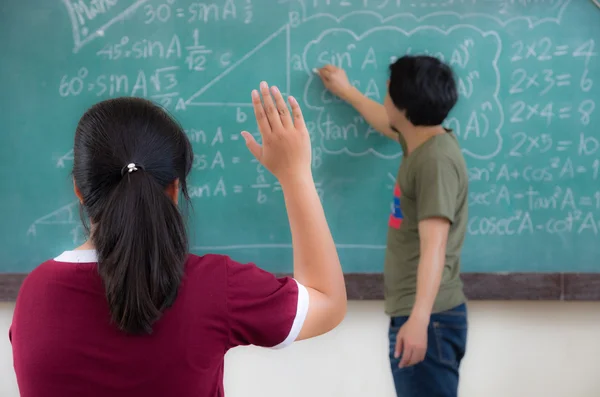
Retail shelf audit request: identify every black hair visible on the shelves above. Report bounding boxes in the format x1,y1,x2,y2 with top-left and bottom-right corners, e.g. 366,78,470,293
72,97,193,334
388,55,458,126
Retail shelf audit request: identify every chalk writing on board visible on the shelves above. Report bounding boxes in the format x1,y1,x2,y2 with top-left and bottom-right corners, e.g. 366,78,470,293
61,0,574,54
63,0,149,53
508,100,596,126
95,34,182,60
507,131,599,157
469,158,600,182
24,0,600,259
58,65,186,109
141,0,251,25
469,185,600,210
302,24,503,160
287,0,572,27
467,211,600,236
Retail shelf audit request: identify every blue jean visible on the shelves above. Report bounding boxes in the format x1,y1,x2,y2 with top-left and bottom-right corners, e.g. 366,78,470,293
388,304,468,397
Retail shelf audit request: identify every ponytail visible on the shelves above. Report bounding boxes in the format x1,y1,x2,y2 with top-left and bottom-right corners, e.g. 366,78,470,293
94,170,187,334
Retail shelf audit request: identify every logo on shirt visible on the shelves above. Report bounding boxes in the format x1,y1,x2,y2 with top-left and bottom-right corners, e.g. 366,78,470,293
388,184,403,229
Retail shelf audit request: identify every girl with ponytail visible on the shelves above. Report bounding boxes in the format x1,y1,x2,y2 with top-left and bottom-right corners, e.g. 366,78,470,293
10,83,346,397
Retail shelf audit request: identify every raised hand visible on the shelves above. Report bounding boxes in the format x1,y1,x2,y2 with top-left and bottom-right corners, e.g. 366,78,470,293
242,81,312,183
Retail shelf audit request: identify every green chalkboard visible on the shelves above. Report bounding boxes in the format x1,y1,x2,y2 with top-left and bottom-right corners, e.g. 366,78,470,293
1,0,599,274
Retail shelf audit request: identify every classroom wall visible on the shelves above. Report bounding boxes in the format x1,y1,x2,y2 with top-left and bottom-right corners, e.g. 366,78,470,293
1,300,600,396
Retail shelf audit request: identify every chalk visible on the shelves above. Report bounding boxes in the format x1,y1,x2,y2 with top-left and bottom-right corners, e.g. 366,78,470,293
312,68,319,74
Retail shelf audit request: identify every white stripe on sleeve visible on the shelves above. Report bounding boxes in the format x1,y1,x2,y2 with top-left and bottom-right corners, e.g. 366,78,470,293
271,280,310,349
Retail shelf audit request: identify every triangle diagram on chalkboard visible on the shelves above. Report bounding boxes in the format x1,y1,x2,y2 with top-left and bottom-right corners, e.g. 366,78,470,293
27,201,80,237
55,149,74,168
185,24,290,107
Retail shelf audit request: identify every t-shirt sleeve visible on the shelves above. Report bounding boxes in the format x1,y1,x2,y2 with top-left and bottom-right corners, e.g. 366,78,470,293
226,257,309,349
415,156,460,223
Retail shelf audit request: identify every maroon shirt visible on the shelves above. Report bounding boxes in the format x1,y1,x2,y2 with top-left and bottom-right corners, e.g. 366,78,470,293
9,250,308,397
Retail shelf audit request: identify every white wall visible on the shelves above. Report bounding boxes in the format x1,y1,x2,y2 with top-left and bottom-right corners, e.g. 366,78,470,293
2,300,600,397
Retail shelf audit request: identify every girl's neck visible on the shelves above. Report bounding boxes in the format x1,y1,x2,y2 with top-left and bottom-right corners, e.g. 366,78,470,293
74,240,96,251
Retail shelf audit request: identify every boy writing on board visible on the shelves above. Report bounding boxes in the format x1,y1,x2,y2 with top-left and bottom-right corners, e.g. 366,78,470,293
316,55,468,397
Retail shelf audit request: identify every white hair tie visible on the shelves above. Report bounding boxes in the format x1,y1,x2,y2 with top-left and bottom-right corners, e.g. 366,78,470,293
121,162,143,177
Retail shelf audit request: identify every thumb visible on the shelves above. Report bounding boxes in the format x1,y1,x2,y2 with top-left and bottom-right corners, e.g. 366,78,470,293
241,131,262,160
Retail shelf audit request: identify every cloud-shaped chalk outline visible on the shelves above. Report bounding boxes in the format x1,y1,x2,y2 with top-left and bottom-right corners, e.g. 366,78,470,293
282,0,572,29
302,24,504,160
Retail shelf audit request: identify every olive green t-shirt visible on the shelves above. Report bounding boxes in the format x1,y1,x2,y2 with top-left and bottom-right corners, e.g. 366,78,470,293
384,131,468,317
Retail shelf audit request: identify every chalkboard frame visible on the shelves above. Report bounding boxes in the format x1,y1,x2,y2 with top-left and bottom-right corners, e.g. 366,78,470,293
1,273,599,302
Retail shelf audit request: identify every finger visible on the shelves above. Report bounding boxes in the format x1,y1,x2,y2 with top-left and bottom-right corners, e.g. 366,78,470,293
323,64,337,72
270,85,293,128
251,89,271,137
241,132,262,160
394,334,403,359
288,96,306,131
415,348,426,364
399,347,414,368
260,81,282,130
318,68,331,81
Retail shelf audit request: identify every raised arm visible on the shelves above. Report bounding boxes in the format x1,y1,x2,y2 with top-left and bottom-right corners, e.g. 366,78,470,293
241,82,347,341
316,64,398,141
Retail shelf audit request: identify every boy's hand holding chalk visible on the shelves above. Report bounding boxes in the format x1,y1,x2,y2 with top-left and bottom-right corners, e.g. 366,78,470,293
313,64,356,102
